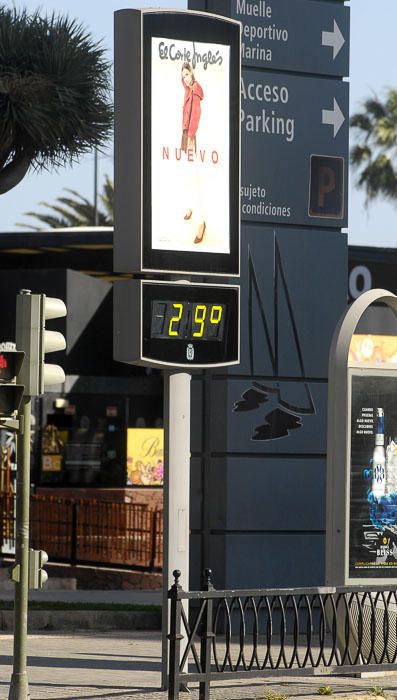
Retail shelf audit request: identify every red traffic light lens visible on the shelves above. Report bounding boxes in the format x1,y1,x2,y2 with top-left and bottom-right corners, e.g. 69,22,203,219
0,351,24,381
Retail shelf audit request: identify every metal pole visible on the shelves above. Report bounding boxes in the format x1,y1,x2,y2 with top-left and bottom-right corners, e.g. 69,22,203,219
161,371,191,690
199,569,214,700
167,570,183,700
70,501,77,566
9,396,31,700
93,148,99,226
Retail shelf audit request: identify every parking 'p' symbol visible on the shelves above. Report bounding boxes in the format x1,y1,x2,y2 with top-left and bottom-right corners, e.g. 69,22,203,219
309,155,344,218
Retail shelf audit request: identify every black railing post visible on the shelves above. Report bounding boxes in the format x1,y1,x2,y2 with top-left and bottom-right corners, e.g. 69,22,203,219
199,568,214,700
167,569,184,700
149,509,158,570
70,500,77,566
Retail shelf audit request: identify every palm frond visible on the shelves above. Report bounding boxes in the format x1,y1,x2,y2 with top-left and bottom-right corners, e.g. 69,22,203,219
99,175,114,221
363,97,387,121
350,88,397,205
17,175,114,229
350,113,372,133
350,144,372,167
0,5,113,193
17,211,72,229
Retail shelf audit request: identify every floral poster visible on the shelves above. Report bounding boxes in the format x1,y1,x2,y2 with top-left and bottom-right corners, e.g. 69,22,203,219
126,428,164,486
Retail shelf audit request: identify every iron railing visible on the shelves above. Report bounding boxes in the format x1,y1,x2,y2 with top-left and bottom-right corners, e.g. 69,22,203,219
1,493,163,570
168,569,397,700
0,492,15,555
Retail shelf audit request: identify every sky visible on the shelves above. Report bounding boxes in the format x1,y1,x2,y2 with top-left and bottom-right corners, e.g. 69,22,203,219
1,0,396,248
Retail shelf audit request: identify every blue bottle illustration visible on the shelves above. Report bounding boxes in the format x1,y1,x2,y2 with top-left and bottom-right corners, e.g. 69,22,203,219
372,408,386,499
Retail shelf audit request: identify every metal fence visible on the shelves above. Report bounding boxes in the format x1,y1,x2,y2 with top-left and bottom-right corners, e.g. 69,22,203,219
2,494,163,570
0,492,15,555
168,569,397,700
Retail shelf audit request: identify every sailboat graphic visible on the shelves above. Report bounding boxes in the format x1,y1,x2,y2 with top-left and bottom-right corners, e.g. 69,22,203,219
233,233,316,441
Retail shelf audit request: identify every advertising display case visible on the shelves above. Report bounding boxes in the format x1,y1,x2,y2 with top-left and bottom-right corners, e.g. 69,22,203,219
326,289,397,586
348,369,397,580
114,9,241,276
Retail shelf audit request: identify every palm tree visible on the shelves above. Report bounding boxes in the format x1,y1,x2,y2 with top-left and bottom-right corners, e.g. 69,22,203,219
18,175,114,229
350,89,397,204
0,5,112,194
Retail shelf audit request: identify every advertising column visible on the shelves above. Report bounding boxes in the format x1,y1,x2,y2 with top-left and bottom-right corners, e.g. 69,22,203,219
326,289,397,586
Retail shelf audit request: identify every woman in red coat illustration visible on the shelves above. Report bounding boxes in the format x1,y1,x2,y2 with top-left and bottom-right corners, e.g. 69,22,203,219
181,62,206,244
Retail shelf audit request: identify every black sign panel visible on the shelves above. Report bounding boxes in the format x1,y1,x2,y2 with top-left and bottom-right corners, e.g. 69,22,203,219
114,9,241,277
235,225,348,379
349,372,397,581
206,0,349,77
241,70,349,227
114,279,239,369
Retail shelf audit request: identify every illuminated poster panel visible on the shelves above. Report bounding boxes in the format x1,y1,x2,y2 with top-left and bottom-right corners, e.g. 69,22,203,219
349,371,397,580
126,428,164,486
114,10,240,276
151,38,230,256
349,334,397,364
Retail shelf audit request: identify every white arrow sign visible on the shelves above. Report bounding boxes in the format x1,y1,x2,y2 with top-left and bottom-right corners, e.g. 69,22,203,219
322,98,345,138
322,19,345,60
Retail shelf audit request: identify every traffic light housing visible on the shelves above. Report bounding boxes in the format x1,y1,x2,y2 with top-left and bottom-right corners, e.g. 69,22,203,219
28,549,49,589
16,290,66,396
0,351,25,416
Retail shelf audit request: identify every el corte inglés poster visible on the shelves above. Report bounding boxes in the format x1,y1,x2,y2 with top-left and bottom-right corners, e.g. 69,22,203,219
151,37,230,254
349,373,397,578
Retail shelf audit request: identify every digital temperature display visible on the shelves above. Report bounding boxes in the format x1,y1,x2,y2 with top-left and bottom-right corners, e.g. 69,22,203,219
114,279,240,368
151,301,226,342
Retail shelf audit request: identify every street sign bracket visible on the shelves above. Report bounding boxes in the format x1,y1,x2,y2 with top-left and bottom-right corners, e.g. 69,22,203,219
0,416,21,432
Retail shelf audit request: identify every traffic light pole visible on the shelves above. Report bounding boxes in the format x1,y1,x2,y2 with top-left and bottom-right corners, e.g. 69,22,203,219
7,288,66,699
9,396,31,700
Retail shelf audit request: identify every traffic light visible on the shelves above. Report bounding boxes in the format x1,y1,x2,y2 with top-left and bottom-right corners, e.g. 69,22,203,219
28,549,49,589
0,351,25,416
16,290,67,396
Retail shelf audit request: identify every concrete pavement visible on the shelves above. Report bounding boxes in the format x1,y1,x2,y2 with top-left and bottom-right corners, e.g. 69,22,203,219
0,590,396,698
0,630,396,700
